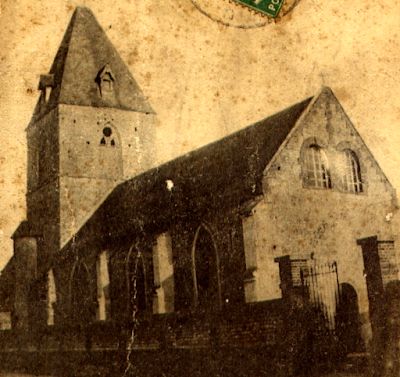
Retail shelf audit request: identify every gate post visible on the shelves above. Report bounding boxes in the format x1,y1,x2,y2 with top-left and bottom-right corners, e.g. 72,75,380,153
357,237,383,341
357,237,399,339
357,236,399,376
274,255,294,300
275,256,312,376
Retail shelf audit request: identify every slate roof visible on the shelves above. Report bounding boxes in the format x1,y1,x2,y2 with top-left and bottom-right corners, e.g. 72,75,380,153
64,94,313,247
12,221,41,239
32,7,154,118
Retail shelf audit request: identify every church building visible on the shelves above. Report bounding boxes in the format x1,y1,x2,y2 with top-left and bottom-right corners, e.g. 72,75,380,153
0,6,398,368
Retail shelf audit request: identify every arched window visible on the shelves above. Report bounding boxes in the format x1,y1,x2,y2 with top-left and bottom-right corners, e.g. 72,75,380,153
100,126,116,147
303,145,332,189
341,150,363,193
127,251,147,316
70,262,94,326
192,225,221,310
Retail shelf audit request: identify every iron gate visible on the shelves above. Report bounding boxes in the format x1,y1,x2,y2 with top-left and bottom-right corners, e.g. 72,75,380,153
301,260,340,331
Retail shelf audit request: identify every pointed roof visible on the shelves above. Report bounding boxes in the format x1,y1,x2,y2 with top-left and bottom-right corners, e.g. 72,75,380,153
36,7,154,116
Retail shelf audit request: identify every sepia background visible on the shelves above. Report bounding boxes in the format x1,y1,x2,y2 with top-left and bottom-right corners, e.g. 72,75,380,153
0,0,399,270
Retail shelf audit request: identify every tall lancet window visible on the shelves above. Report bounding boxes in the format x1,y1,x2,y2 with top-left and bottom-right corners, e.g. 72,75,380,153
192,225,221,311
47,269,57,326
303,145,332,189
341,149,363,194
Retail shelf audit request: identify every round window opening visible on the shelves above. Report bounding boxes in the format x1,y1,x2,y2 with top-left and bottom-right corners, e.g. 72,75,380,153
103,127,112,137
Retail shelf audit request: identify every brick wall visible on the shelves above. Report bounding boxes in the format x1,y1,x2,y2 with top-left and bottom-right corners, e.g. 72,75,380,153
0,300,285,353
0,298,317,377
290,260,308,287
378,241,399,287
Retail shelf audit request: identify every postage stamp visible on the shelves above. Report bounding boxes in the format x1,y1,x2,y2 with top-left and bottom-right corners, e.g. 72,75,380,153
231,0,285,18
190,0,301,28
190,0,270,28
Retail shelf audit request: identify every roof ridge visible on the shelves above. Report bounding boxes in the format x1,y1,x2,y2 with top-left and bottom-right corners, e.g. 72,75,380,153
161,96,314,170
49,9,78,106
110,95,314,195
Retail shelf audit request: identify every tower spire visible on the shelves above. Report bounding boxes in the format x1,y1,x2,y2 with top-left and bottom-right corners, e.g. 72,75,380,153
34,6,154,118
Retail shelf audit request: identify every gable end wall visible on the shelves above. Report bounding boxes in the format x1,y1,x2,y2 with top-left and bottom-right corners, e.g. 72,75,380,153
242,90,396,344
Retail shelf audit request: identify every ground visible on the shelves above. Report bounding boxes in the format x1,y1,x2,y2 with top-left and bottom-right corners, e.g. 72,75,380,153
0,371,367,377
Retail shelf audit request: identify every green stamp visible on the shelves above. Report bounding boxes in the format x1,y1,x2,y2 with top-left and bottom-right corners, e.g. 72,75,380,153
231,0,284,18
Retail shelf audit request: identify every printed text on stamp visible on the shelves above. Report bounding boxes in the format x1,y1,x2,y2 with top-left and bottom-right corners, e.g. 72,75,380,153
231,0,284,17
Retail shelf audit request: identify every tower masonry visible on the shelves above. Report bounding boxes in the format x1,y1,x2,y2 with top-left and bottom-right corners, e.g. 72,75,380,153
24,7,156,271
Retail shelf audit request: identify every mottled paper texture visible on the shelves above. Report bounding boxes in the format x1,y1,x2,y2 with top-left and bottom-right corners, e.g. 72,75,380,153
1,0,399,268
0,0,399,375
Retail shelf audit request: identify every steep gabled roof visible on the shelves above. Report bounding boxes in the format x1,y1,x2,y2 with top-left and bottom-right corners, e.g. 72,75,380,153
60,94,313,248
34,7,154,117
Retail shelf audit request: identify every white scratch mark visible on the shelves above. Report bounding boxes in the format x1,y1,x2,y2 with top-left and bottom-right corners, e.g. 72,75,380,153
123,250,141,376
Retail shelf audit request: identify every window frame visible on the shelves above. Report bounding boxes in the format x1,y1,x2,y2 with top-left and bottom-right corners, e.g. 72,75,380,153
99,124,118,147
302,144,332,190
341,149,363,194
96,65,115,97
191,224,222,311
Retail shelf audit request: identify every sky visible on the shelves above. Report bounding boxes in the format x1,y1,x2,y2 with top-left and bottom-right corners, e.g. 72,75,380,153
0,0,399,270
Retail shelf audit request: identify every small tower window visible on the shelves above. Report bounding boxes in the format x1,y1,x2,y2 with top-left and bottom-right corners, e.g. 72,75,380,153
102,73,113,91
38,74,54,107
96,64,115,97
100,126,116,146
103,127,112,137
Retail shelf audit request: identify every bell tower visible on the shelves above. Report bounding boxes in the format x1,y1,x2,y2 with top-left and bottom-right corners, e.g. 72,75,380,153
24,7,156,266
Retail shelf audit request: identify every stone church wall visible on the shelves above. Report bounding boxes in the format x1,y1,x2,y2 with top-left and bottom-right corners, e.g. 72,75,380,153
241,90,396,346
